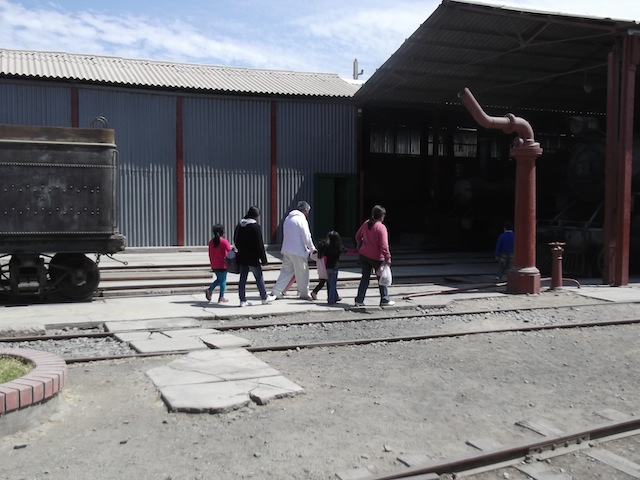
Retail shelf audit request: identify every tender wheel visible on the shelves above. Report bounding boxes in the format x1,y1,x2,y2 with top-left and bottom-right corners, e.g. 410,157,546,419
49,253,100,300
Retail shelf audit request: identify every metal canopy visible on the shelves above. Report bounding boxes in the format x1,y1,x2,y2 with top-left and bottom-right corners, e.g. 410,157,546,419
355,0,640,113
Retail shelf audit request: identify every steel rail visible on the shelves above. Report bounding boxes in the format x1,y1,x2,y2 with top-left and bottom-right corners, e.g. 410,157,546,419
362,420,640,480
49,315,640,364
2,300,639,343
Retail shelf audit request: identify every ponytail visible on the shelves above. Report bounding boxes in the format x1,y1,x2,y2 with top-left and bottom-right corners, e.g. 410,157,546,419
212,223,225,247
367,205,386,230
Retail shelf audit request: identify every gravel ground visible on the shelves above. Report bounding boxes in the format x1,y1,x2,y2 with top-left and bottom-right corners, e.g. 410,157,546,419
1,291,640,480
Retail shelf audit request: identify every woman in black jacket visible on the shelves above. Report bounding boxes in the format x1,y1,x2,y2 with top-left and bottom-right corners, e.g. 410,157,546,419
233,206,276,307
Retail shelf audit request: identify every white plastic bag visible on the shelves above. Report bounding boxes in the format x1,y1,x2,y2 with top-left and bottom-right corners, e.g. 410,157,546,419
378,263,392,286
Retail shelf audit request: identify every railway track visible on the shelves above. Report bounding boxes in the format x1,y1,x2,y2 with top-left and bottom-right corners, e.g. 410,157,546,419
366,419,640,479
4,301,640,364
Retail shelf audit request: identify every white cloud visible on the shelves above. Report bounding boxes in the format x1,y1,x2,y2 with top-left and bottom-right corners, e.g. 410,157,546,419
1,0,637,82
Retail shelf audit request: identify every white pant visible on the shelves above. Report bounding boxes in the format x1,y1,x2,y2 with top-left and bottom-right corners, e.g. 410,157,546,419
272,254,310,298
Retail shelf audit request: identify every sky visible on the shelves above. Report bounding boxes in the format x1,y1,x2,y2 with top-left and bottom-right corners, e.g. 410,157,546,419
0,0,639,81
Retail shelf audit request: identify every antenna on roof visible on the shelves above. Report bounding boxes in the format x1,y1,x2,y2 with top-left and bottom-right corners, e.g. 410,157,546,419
353,59,364,80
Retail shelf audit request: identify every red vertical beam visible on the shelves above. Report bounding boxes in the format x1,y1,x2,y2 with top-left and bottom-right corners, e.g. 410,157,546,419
356,108,363,221
613,35,640,285
270,102,278,243
604,49,620,285
176,96,185,246
70,87,79,127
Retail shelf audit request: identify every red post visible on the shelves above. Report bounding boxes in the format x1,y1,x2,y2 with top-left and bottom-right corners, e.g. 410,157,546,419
508,138,543,294
549,242,566,290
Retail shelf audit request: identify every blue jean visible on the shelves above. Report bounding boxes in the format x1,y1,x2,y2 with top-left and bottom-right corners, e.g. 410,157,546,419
326,267,339,304
238,264,268,302
208,269,228,298
355,254,390,304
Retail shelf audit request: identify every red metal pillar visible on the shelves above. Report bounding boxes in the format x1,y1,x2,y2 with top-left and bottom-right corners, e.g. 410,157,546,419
458,88,542,294
507,137,543,294
176,96,184,246
604,35,640,286
270,102,278,244
603,48,620,285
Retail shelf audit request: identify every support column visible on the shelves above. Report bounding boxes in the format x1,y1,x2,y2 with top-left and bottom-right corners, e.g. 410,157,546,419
507,139,543,294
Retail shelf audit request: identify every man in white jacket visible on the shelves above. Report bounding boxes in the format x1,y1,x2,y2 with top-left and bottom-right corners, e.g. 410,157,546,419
271,201,316,300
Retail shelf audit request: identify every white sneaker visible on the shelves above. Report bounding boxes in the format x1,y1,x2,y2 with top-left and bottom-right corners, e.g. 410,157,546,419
239,301,251,307
380,300,395,307
262,295,276,304
271,290,284,299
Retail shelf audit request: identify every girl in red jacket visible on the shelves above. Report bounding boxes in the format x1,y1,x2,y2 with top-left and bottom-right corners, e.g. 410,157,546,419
205,223,232,303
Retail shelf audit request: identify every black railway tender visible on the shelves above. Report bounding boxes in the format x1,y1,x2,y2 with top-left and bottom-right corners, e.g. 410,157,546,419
0,121,125,300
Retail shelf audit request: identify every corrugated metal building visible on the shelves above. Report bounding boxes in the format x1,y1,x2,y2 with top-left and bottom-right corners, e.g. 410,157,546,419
0,50,361,247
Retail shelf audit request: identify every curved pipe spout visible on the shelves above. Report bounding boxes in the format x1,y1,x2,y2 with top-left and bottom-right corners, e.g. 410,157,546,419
458,87,535,140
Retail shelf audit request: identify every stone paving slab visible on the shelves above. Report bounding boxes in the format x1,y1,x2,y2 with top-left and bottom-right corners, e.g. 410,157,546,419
162,328,220,338
104,317,201,332
200,333,251,348
574,286,640,303
159,375,303,413
129,336,208,353
147,348,304,413
146,348,280,388
113,331,168,342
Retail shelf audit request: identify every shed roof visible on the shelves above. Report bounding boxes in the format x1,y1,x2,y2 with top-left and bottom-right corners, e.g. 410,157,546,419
355,0,640,113
0,49,360,99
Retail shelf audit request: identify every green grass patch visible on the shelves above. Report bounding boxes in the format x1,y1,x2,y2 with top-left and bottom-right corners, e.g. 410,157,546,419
0,355,34,383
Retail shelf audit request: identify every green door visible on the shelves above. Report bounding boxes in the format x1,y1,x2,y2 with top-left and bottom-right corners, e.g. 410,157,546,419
313,174,357,243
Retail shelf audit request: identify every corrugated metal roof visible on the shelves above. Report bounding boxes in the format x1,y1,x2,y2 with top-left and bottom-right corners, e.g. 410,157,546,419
0,49,361,98
356,0,640,113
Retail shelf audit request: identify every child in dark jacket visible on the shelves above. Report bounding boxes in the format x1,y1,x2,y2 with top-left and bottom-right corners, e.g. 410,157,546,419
233,206,276,307
311,231,357,305
205,223,232,303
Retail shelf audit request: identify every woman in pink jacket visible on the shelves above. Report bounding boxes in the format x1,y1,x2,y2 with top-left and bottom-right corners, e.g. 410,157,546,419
354,205,394,307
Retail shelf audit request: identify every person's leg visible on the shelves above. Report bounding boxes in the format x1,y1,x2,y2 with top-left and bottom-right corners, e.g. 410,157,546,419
327,267,339,304
238,265,249,304
355,255,373,304
271,255,295,296
218,271,228,301
251,265,268,300
311,279,325,300
291,255,311,298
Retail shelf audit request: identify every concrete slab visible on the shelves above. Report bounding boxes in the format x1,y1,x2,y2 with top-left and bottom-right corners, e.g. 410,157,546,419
159,375,302,413
249,375,304,405
114,331,168,342
146,348,280,387
200,333,251,349
397,453,433,467
104,317,201,332
129,336,208,353
574,286,640,303
595,408,634,422
465,437,505,451
162,328,220,338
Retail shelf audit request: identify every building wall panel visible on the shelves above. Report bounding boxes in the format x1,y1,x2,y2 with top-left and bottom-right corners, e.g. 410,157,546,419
78,88,177,247
0,81,71,126
275,101,357,240
182,96,271,246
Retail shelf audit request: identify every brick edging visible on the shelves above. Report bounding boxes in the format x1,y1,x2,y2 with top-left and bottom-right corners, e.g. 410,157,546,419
0,348,67,415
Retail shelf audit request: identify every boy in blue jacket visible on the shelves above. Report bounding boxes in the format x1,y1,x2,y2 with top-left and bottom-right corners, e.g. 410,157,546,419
495,221,514,281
